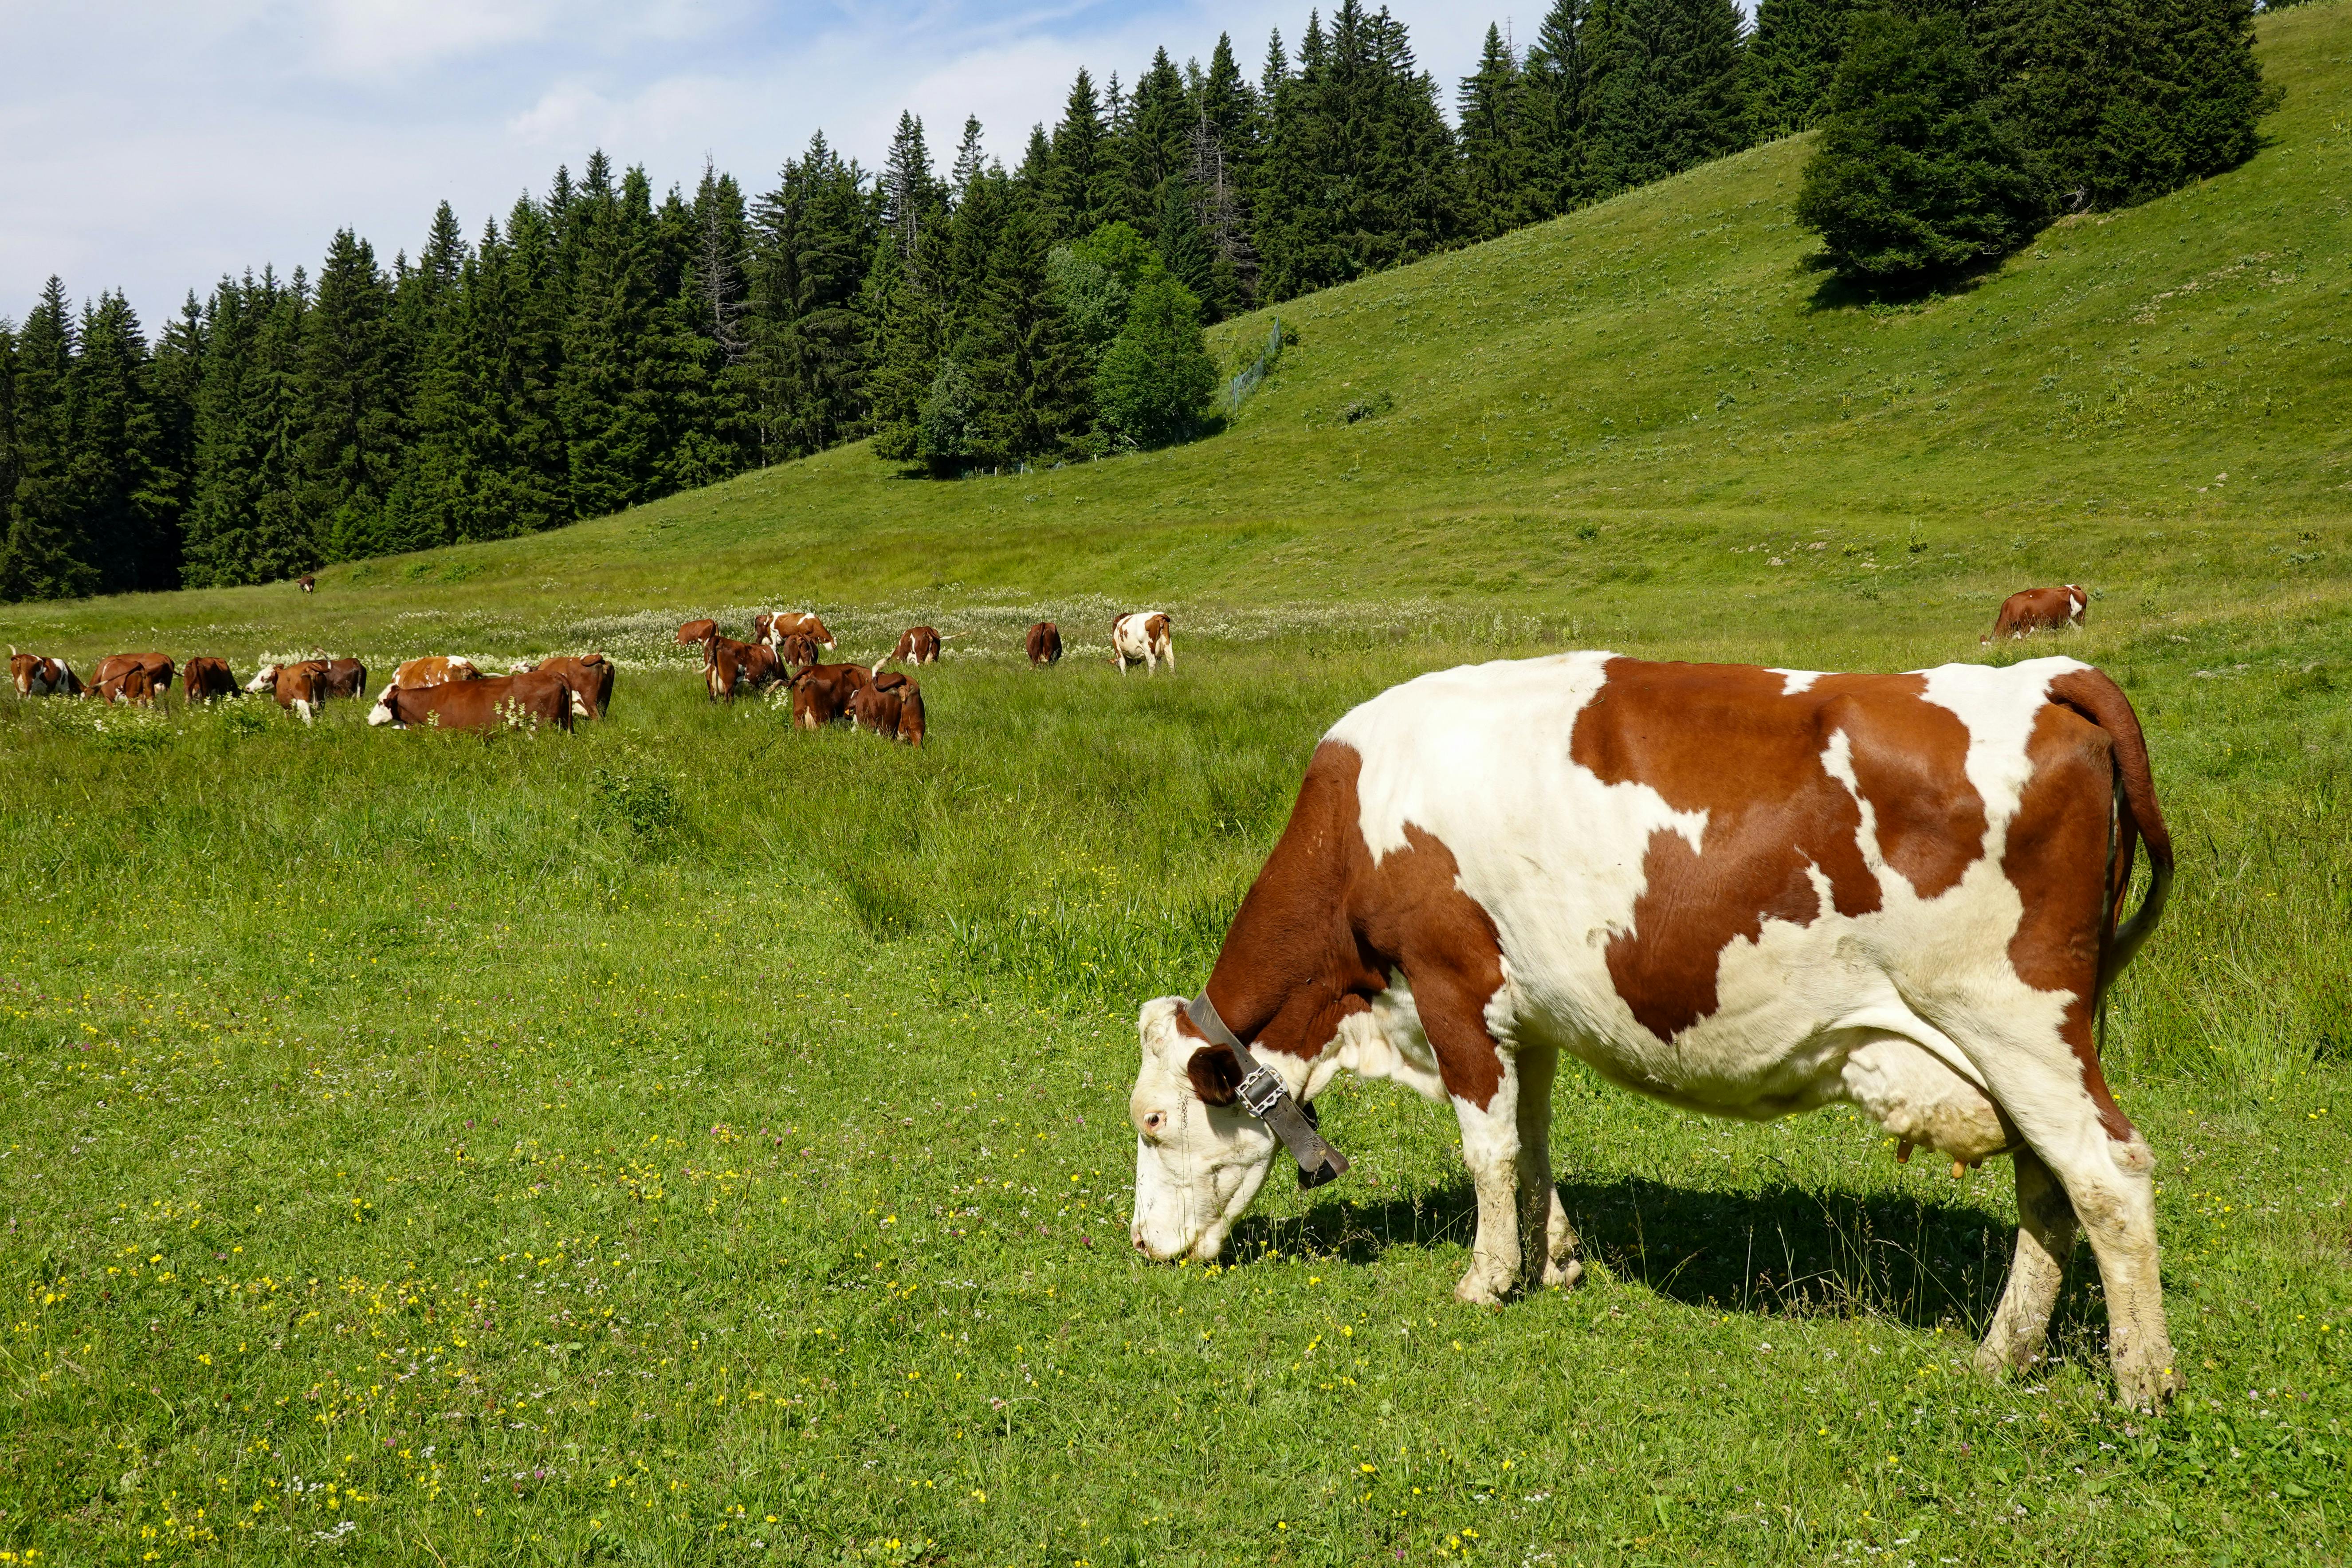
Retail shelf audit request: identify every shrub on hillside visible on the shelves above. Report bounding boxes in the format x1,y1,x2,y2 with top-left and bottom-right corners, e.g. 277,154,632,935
1795,10,2049,284
1095,278,1219,448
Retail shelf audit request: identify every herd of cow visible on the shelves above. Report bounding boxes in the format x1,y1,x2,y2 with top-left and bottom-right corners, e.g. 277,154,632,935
5,606,1188,747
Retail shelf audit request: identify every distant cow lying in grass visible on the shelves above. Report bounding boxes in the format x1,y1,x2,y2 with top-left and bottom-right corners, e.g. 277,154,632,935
246,662,334,723
320,658,368,699
1027,621,1062,667
181,656,239,704
515,654,615,719
1987,586,2087,641
9,648,82,697
785,663,875,730
879,626,943,668
369,672,577,731
1112,612,1173,675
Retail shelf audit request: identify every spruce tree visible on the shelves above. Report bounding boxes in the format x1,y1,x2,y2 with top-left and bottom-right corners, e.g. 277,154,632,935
883,114,948,270
1745,0,1860,138
558,155,665,519
861,237,938,464
1155,175,1216,305
1583,0,1749,199
1524,0,1594,213
1047,71,1119,240
0,318,15,580
302,229,404,558
1125,49,1193,233
145,293,204,572
957,204,1091,468
752,133,878,459
1460,24,1537,240
0,278,99,600
1795,9,2049,284
71,292,175,592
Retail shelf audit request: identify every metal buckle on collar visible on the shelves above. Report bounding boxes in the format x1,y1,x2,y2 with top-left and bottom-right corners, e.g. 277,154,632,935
1235,1065,1287,1120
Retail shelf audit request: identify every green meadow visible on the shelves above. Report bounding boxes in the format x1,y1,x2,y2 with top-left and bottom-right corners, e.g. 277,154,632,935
4,5,2351,1564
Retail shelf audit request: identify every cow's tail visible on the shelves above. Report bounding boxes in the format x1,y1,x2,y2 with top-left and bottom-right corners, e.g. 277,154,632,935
2046,666,2173,994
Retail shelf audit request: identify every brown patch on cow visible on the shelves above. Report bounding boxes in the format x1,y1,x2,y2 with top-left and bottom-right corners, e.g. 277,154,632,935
1145,613,1170,646
1185,1047,1244,1105
1187,743,1509,1108
778,634,819,668
677,618,717,646
1027,621,1062,667
2002,704,2135,1142
181,656,237,703
787,663,872,729
1569,661,1991,1042
534,654,615,719
321,658,367,699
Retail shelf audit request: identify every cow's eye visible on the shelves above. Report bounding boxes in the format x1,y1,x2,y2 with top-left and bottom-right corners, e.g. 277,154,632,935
1142,1112,1166,1136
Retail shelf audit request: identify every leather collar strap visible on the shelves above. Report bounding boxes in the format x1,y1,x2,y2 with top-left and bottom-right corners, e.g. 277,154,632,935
1186,992,1350,1190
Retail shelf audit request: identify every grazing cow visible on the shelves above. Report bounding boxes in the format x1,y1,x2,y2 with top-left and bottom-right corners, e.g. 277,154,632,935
393,656,479,689
757,612,836,652
94,652,175,701
96,665,157,707
518,654,616,719
246,662,330,724
1111,612,1174,675
298,574,316,593
369,672,574,732
703,634,760,703
320,658,368,699
10,648,84,697
852,674,927,746
879,626,944,668
1987,586,2088,642
777,633,821,669
1027,621,1063,668
786,662,873,730
676,618,718,647
738,644,788,690
1127,653,2181,1408
181,656,239,704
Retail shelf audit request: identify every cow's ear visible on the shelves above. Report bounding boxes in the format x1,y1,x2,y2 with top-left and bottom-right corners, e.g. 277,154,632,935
1185,1046,1243,1108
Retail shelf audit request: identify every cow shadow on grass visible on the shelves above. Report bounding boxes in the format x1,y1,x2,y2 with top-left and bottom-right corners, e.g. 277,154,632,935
1228,1171,2114,1345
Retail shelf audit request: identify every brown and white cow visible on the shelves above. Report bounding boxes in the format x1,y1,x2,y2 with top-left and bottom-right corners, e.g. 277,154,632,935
298,574,316,593
9,648,84,697
517,654,615,719
1128,653,2180,1408
756,611,835,652
369,672,575,732
1987,586,2088,641
676,618,718,647
94,652,175,701
245,662,330,724
393,656,479,688
777,633,821,669
95,664,157,707
879,626,943,668
1111,612,1173,675
181,656,239,704
1027,621,1063,668
785,662,873,730
702,634,760,703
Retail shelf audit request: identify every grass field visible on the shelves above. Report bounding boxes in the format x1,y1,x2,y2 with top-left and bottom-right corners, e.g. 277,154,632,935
5,6,2352,1565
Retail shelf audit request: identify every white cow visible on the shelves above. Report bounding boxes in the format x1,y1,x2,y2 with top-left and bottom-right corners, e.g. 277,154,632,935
1128,652,2181,1407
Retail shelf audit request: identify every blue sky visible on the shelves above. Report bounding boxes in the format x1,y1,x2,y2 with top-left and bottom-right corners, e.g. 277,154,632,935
2,1,1512,324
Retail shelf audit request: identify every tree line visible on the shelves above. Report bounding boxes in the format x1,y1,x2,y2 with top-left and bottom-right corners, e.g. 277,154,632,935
0,0,2279,600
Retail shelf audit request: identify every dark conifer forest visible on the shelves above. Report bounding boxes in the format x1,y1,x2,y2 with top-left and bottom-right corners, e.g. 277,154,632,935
0,0,2278,600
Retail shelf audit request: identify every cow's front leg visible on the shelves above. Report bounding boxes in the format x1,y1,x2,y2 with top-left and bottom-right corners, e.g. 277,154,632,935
1450,1058,1523,1305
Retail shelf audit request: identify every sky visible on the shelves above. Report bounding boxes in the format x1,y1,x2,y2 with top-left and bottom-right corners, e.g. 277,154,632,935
0,0,1516,326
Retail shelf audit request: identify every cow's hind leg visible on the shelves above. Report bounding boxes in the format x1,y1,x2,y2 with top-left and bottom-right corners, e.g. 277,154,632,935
1975,1148,2078,1383
1511,1040,1582,1289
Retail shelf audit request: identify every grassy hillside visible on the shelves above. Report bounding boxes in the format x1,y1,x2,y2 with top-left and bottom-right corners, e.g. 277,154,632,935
4,7,2350,664
0,9,2348,1567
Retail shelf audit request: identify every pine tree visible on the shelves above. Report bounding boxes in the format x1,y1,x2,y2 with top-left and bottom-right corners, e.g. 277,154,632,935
1016,125,1053,193
1460,24,1537,240
752,133,878,459
1193,32,1263,312
70,292,175,592
861,237,938,464
1745,0,1860,138
883,114,948,271
1126,48,1193,233
558,155,666,519
145,293,204,570
0,318,16,581
957,204,1091,468
951,117,990,207
0,278,99,600
1155,175,1215,303
500,194,572,531
1583,0,1749,199
301,229,404,558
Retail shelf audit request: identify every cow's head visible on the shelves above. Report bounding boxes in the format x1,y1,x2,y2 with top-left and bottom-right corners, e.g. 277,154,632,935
1127,997,1280,1264
366,682,400,727
245,663,281,692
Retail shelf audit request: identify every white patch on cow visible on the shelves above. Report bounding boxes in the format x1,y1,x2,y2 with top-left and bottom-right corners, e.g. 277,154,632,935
367,682,399,726
1773,668,1822,695
245,664,279,692
293,698,314,726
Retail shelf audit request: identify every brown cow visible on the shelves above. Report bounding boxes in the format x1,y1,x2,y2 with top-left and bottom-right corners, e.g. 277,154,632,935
181,656,239,704
95,665,157,707
320,658,368,699
369,672,575,732
786,662,873,730
94,652,175,701
852,681,903,742
777,633,820,669
757,611,836,652
1027,621,1063,667
1987,586,2088,642
246,662,330,724
518,654,616,719
880,626,944,668
298,574,316,593
9,648,83,697
703,633,760,703
676,618,718,647
393,656,479,688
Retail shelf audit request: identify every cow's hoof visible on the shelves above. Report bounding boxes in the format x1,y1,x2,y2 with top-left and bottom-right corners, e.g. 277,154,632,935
2111,1359,2182,1412
1453,1267,1512,1307
1544,1258,1585,1290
